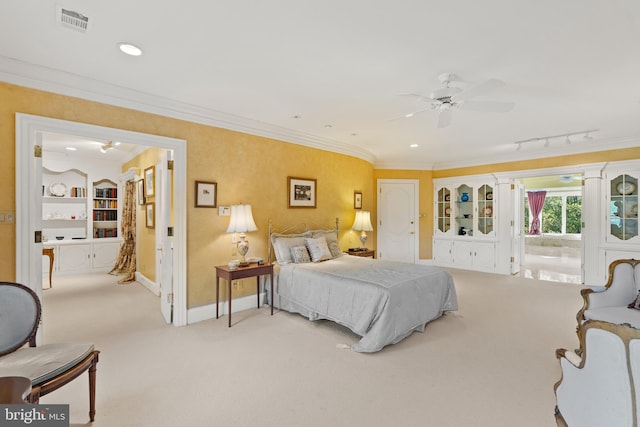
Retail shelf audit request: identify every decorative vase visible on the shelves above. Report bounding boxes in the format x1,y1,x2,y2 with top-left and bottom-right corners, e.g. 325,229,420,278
461,192,469,202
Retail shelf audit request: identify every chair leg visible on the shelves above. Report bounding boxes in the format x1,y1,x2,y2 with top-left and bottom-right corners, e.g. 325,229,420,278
88,357,97,422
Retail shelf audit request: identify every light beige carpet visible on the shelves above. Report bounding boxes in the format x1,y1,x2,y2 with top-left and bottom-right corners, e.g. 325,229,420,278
40,269,583,427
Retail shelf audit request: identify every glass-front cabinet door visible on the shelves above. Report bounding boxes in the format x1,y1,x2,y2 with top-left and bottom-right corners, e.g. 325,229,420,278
435,186,452,235
456,184,473,236
476,184,494,236
609,174,639,242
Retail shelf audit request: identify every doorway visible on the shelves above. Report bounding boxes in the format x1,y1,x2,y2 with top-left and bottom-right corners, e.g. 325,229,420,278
15,114,188,326
376,179,419,263
517,174,583,284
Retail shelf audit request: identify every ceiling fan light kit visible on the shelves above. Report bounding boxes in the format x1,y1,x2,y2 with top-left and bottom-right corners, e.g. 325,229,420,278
397,73,515,128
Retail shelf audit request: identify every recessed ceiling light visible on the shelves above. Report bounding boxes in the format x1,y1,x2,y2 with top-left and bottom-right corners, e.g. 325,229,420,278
118,43,142,56
410,144,419,148
65,147,77,151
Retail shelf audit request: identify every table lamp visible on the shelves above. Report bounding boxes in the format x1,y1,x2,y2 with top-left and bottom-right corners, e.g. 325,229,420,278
352,211,373,250
226,204,258,266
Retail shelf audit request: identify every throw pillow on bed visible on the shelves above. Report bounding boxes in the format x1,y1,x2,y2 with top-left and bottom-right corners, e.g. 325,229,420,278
290,246,311,263
327,241,343,258
628,291,640,309
305,237,333,262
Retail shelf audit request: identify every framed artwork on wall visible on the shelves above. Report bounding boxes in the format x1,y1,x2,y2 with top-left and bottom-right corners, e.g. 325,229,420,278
354,191,362,209
144,166,155,197
288,176,316,208
195,181,217,208
137,179,146,205
146,202,155,229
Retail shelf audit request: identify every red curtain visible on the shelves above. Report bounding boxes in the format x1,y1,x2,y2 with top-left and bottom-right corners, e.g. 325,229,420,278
527,191,546,235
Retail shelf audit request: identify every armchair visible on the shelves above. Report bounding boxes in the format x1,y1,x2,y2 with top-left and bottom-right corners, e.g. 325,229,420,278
577,259,640,335
554,320,640,427
0,282,99,421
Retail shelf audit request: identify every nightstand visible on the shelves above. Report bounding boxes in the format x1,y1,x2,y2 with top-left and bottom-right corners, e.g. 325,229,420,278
215,263,274,327
348,249,375,258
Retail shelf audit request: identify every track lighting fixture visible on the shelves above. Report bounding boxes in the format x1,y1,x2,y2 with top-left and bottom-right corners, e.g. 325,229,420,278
513,129,598,151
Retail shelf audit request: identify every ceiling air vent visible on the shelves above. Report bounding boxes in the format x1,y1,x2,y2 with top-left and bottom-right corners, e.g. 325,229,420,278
56,5,89,32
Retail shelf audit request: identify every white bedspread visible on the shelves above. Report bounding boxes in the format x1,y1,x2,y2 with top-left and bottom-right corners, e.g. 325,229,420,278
273,255,458,352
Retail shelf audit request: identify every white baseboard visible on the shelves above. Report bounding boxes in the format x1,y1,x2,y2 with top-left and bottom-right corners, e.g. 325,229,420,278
187,292,267,324
136,272,160,296
417,259,434,266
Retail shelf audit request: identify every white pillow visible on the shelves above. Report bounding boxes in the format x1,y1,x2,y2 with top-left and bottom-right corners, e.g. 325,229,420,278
311,230,342,258
305,237,333,263
290,245,311,263
271,232,311,264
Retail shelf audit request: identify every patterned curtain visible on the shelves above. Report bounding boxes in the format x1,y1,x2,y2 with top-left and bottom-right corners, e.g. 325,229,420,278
527,190,547,235
110,180,137,283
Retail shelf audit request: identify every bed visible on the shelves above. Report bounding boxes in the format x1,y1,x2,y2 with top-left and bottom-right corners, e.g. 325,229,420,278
268,221,458,353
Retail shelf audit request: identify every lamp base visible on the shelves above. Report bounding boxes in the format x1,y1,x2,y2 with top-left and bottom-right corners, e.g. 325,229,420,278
237,234,250,267
359,231,368,251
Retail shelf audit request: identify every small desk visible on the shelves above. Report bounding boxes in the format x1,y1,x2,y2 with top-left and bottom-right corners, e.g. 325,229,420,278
0,376,31,403
42,247,54,288
215,263,274,327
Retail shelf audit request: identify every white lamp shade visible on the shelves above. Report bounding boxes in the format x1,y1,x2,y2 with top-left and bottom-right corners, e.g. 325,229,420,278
226,204,258,233
352,211,373,231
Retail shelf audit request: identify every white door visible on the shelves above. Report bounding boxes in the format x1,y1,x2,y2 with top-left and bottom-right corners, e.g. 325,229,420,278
377,180,418,263
157,151,174,324
512,183,525,274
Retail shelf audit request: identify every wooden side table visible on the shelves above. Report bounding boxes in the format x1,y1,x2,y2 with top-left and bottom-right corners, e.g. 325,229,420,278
42,247,54,288
215,263,274,327
348,249,375,258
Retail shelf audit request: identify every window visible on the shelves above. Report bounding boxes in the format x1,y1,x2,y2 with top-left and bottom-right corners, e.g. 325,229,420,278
525,192,581,234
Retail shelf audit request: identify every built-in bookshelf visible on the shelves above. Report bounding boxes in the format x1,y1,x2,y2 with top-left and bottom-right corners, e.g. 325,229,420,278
93,179,118,238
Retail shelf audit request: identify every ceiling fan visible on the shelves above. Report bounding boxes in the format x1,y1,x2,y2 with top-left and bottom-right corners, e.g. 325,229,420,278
396,73,515,128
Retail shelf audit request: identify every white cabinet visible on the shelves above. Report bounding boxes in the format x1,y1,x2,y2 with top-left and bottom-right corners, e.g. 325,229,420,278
58,243,92,272
597,168,640,280
433,176,498,273
434,238,496,272
42,239,122,276
92,241,120,269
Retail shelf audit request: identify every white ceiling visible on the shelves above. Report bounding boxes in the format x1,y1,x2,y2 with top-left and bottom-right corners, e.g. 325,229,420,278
2,1,640,169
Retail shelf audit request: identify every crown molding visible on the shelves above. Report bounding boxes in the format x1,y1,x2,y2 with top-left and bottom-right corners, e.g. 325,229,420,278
431,135,640,170
0,55,376,164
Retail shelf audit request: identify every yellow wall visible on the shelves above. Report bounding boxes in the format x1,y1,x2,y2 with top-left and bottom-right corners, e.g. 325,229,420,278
121,148,166,282
0,82,373,308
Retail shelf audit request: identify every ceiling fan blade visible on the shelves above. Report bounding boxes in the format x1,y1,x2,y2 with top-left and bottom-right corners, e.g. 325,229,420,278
437,108,453,128
458,100,515,112
453,78,505,102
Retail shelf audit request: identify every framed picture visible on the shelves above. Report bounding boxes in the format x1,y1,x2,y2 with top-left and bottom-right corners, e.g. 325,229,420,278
144,166,155,197
195,181,217,208
288,176,316,208
146,202,155,229
137,179,146,205
354,191,362,209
